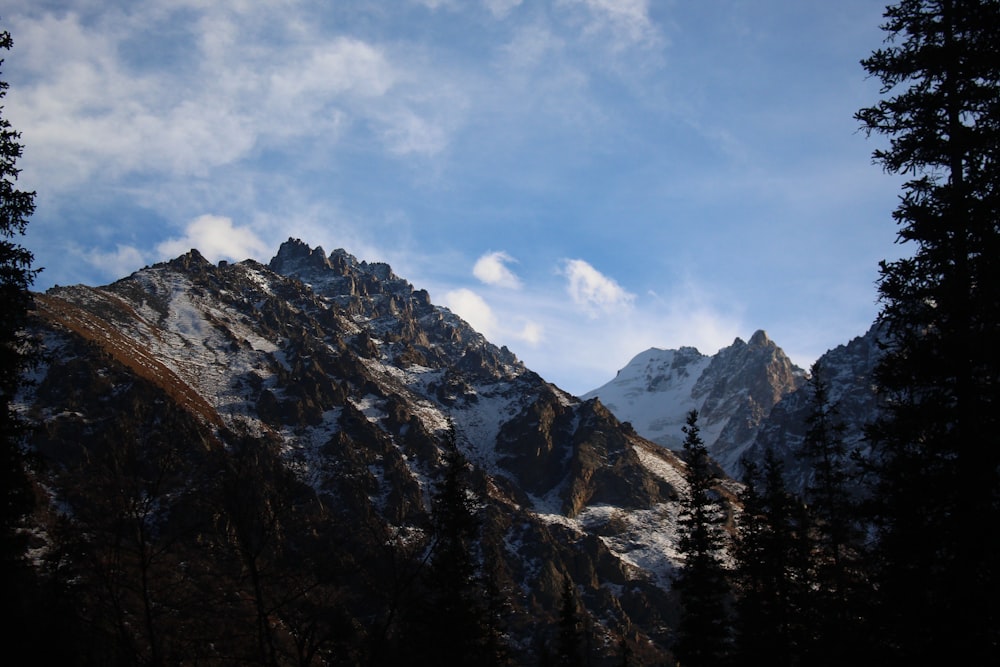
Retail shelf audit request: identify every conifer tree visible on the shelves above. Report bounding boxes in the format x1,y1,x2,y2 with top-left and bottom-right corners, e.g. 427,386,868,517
0,19,38,571
673,410,731,666
732,450,811,667
801,363,852,582
856,0,1000,661
411,424,496,666
0,21,43,657
732,459,768,664
556,575,582,667
798,362,866,662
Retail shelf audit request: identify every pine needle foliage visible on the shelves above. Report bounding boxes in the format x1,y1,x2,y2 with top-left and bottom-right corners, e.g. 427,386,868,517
673,410,732,666
856,1,1000,661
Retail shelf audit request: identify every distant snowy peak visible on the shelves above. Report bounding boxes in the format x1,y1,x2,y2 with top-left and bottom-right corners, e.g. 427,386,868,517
582,346,711,447
584,330,806,476
610,346,708,390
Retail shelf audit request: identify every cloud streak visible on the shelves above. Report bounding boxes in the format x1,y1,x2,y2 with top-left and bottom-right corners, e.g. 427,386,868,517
5,4,453,189
436,261,745,395
562,259,635,316
473,251,522,289
558,0,662,52
157,215,269,263
442,288,498,338
442,285,544,347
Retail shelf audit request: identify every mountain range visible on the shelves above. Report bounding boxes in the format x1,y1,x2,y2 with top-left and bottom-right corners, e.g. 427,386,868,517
584,325,882,488
15,238,878,664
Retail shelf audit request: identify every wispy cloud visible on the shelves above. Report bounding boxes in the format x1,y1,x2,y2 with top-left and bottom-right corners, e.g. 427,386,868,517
441,282,544,350
557,0,662,51
442,287,499,338
473,251,522,289
562,259,635,317
442,267,745,395
516,320,544,345
78,243,147,282
484,0,524,19
7,0,894,396
378,107,451,156
498,274,745,395
412,0,456,10
156,215,269,263
5,4,437,187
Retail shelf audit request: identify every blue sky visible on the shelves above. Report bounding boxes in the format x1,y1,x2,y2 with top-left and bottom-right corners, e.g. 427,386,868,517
4,0,902,395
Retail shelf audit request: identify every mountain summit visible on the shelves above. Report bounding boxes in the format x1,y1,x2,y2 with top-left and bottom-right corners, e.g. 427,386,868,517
583,330,806,476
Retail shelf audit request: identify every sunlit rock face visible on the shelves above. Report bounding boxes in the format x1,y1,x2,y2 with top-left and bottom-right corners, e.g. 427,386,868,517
584,328,807,477
745,325,883,493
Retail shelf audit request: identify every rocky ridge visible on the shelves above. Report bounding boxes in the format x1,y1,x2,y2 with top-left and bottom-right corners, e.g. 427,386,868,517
744,324,883,492
584,324,882,494
18,238,722,665
584,329,807,476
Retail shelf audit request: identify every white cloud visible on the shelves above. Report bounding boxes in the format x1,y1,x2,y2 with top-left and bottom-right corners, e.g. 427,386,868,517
4,5,420,188
441,285,543,348
473,251,522,289
558,0,661,51
442,288,498,338
156,215,269,263
79,244,148,281
378,107,450,156
499,277,745,395
266,37,396,106
501,22,564,70
413,0,456,9
515,320,544,345
562,259,635,316
484,0,523,18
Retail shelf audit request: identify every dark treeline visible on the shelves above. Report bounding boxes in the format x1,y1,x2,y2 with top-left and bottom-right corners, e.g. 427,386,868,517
3,411,580,666
671,1,1000,664
673,398,869,667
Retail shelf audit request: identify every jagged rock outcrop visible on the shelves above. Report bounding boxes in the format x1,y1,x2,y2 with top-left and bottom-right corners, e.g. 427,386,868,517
745,324,883,492
695,330,807,473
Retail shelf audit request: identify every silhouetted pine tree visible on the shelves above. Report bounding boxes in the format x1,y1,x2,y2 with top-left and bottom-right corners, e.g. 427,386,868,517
801,363,852,583
856,0,1000,662
0,18,38,581
798,362,867,663
408,424,497,666
556,575,582,667
732,450,811,667
732,458,768,665
481,559,514,667
0,21,46,659
673,410,731,666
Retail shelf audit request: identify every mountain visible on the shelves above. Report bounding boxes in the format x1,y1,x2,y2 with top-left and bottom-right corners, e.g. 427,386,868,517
583,330,807,477
16,238,730,665
584,324,883,495
743,324,883,492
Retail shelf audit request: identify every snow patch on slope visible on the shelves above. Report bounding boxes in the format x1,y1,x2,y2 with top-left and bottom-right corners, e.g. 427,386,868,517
584,348,711,448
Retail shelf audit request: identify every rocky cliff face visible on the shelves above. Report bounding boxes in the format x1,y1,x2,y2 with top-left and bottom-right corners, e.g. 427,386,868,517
584,329,806,476
745,324,883,492
583,321,882,495
18,238,709,665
